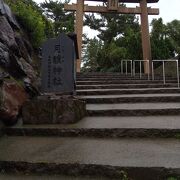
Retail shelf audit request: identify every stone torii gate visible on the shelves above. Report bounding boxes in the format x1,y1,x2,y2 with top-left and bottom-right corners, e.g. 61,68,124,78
65,0,159,73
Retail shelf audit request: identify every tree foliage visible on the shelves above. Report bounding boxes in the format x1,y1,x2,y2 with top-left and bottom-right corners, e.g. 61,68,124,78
83,6,142,72
83,12,180,72
40,0,74,36
82,37,102,72
151,18,175,60
166,20,180,55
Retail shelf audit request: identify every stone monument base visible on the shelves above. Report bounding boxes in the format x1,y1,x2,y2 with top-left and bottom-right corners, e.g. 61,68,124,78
22,95,86,124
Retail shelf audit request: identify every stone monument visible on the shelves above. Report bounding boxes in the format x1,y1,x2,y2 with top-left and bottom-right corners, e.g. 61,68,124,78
41,33,76,94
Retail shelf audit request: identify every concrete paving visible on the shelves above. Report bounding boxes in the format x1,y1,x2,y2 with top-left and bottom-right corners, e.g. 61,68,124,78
1,136,180,168
86,103,180,110
12,116,180,130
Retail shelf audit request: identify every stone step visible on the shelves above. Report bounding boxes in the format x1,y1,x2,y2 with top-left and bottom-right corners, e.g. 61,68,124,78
76,83,177,90
77,73,132,77
77,73,174,77
0,173,107,180
4,116,180,138
0,136,180,179
76,80,178,85
77,88,180,96
77,77,151,81
80,94,180,103
76,77,177,81
87,103,180,116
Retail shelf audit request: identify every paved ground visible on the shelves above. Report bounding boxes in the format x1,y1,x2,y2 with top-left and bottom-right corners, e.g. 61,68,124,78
86,103,180,110
13,116,180,129
1,136,180,168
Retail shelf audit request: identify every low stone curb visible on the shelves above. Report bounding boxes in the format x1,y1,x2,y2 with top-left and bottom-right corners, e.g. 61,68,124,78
4,127,180,138
76,84,176,90
87,108,180,116
77,88,180,95
76,80,177,85
83,96,180,104
0,161,179,180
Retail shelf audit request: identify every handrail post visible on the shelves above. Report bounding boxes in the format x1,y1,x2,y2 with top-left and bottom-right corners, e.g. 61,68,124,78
147,60,150,80
177,60,179,88
131,60,133,76
152,61,154,80
140,61,142,79
133,61,135,76
162,61,166,84
125,60,128,75
121,60,123,74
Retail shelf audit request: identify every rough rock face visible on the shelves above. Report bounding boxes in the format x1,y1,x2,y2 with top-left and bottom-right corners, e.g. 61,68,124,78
22,96,86,124
0,0,39,125
0,17,38,80
0,79,28,125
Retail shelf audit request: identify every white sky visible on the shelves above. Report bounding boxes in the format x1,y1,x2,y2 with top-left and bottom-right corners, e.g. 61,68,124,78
35,0,180,37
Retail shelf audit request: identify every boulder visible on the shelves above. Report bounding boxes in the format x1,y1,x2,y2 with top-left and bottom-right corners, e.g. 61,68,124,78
2,3,20,29
0,16,17,48
22,96,86,124
14,33,33,63
8,54,27,78
0,0,40,127
0,79,28,125
0,0,20,29
0,42,9,68
23,77,40,98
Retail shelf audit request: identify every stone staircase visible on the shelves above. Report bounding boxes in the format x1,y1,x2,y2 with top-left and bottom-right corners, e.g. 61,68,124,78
1,73,180,179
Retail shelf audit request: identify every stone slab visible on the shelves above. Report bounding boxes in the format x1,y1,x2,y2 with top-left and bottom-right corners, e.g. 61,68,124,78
1,136,180,169
76,83,177,90
76,80,177,85
81,93,180,99
5,116,180,138
86,103,180,110
77,88,180,95
11,116,180,129
80,94,180,103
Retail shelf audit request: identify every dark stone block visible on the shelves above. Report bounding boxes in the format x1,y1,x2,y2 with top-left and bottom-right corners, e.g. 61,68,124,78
22,96,86,124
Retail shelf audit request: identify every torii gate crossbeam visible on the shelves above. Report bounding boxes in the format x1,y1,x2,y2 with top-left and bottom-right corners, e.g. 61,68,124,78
64,0,159,73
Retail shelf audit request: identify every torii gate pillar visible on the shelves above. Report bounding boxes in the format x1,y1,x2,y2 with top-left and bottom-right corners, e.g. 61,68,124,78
76,0,84,72
140,0,152,74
